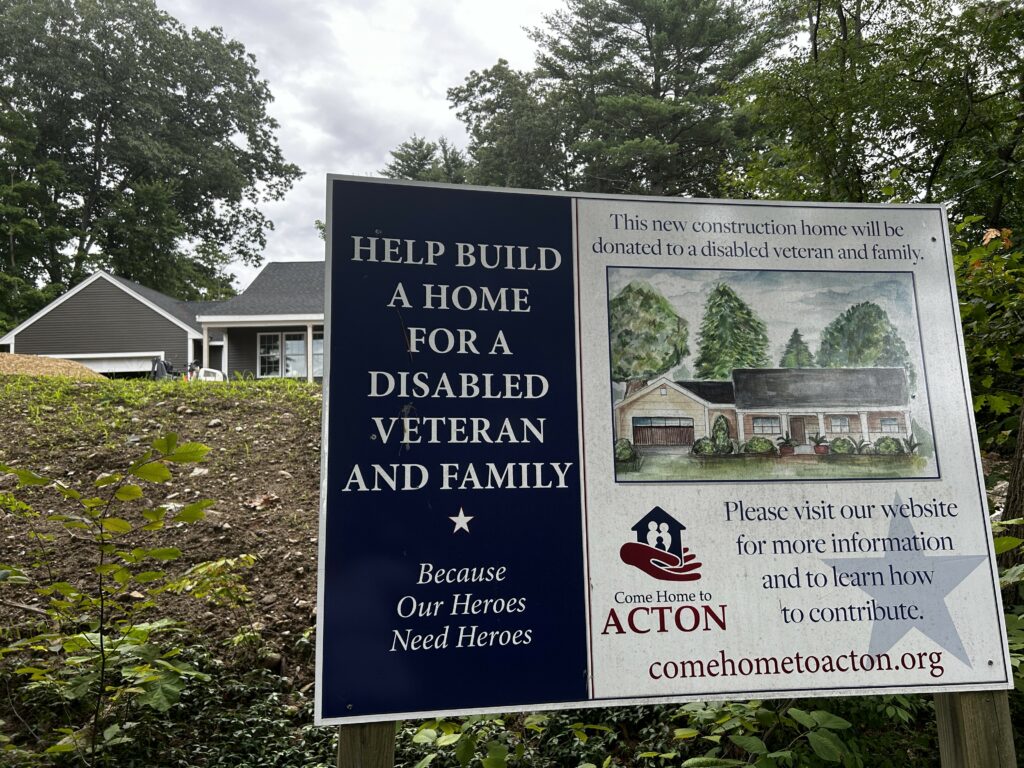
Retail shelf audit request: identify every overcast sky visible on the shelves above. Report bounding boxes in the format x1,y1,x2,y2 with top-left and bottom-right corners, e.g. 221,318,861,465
157,0,563,289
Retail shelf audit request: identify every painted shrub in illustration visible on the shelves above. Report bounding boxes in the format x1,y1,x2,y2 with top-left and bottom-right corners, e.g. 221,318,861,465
816,301,915,386
610,282,689,395
695,283,770,379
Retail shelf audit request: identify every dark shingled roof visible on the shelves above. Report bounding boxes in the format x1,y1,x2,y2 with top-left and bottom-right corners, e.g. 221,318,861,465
201,261,324,316
109,274,205,332
733,368,910,409
675,380,735,404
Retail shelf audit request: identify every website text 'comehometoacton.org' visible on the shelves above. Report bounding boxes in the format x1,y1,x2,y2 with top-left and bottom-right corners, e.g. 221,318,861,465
649,649,945,681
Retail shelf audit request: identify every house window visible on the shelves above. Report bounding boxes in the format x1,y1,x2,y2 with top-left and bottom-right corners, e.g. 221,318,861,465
880,417,900,433
258,331,312,379
283,333,306,378
312,331,324,378
752,416,781,434
258,333,281,377
829,416,851,433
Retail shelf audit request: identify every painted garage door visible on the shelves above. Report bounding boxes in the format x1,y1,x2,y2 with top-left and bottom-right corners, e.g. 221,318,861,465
632,417,695,446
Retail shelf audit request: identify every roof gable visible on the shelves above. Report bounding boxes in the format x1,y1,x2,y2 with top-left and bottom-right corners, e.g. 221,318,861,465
1,271,203,343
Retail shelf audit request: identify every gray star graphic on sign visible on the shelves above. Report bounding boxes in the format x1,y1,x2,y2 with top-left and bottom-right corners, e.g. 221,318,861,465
823,497,987,666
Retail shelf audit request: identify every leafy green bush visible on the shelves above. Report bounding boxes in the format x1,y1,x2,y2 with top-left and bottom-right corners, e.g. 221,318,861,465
614,438,637,462
691,436,715,455
830,436,855,454
711,415,733,454
742,436,776,454
874,436,903,455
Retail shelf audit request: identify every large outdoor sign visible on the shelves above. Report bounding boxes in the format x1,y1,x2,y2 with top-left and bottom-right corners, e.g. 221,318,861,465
315,177,1010,724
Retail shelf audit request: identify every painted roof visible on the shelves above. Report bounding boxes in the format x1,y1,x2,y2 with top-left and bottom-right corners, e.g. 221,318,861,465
200,261,324,316
733,367,910,409
675,380,735,404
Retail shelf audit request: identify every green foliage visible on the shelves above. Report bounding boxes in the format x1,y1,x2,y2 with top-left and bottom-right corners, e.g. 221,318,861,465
695,283,769,379
0,433,254,761
830,436,855,455
691,437,714,456
816,302,915,387
711,416,734,455
874,436,903,455
776,432,797,448
381,135,470,184
779,329,815,368
952,221,1024,452
614,438,638,462
809,433,829,447
609,282,689,390
742,436,776,454
0,0,301,306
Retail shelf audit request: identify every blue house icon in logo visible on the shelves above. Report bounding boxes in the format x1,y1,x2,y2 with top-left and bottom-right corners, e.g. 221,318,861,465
630,506,685,560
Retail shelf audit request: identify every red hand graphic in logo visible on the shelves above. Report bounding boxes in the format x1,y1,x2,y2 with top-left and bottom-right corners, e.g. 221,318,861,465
619,542,702,581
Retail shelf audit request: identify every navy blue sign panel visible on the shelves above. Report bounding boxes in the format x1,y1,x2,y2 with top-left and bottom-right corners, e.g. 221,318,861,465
319,178,587,721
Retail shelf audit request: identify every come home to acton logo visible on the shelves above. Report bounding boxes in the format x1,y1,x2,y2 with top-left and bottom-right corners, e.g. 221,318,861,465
620,506,702,581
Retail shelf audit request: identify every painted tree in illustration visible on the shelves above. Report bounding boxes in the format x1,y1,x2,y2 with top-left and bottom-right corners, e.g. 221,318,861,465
609,282,689,396
694,283,769,379
816,302,915,385
779,328,815,367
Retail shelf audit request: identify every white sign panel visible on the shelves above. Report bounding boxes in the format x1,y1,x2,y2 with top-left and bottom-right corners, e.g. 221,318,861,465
317,178,1009,724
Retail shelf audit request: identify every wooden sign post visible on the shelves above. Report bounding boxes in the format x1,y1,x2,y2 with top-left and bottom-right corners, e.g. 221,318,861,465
936,690,1015,767
337,722,395,768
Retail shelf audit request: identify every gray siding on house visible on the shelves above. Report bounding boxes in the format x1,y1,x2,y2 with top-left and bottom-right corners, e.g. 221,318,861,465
190,339,223,371
14,278,192,370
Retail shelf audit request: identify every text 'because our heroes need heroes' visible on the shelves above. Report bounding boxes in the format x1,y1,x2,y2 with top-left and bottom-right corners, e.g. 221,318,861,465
340,236,576,493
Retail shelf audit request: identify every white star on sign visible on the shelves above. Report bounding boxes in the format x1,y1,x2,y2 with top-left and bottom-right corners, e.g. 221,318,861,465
449,507,473,533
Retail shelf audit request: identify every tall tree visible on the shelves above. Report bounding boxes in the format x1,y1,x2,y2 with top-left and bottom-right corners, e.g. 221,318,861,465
609,281,689,395
0,0,301,306
727,0,1024,230
381,135,470,184
442,0,776,194
816,302,915,385
779,328,814,368
694,283,769,379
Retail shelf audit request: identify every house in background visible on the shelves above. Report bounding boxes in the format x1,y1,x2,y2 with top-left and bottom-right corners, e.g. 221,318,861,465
614,367,914,449
0,261,325,381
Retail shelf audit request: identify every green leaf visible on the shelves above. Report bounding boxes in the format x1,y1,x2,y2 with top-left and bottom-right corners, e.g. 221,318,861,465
482,741,509,768
811,711,852,730
787,707,816,729
681,758,745,767
102,724,121,742
806,731,843,762
102,517,133,534
994,536,1023,555
94,473,123,488
146,547,181,561
172,499,214,523
436,733,461,747
5,467,49,486
152,434,179,455
130,462,172,483
413,756,437,768
674,727,700,740
730,733,768,754
134,571,165,583
166,442,210,463
413,728,438,744
115,484,144,502
455,734,475,767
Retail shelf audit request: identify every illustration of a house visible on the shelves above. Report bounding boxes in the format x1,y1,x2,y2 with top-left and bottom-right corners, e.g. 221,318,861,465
614,367,912,448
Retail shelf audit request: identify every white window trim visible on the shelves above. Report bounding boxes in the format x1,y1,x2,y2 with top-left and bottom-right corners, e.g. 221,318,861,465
257,332,284,378
257,331,322,379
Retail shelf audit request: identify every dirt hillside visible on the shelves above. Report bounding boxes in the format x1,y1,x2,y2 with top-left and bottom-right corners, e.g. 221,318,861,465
0,375,322,685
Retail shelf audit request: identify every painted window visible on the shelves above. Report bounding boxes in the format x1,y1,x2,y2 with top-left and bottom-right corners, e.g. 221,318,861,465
257,333,281,377
752,416,781,434
829,416,851,432
880,417,900,433
632,417,694,427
